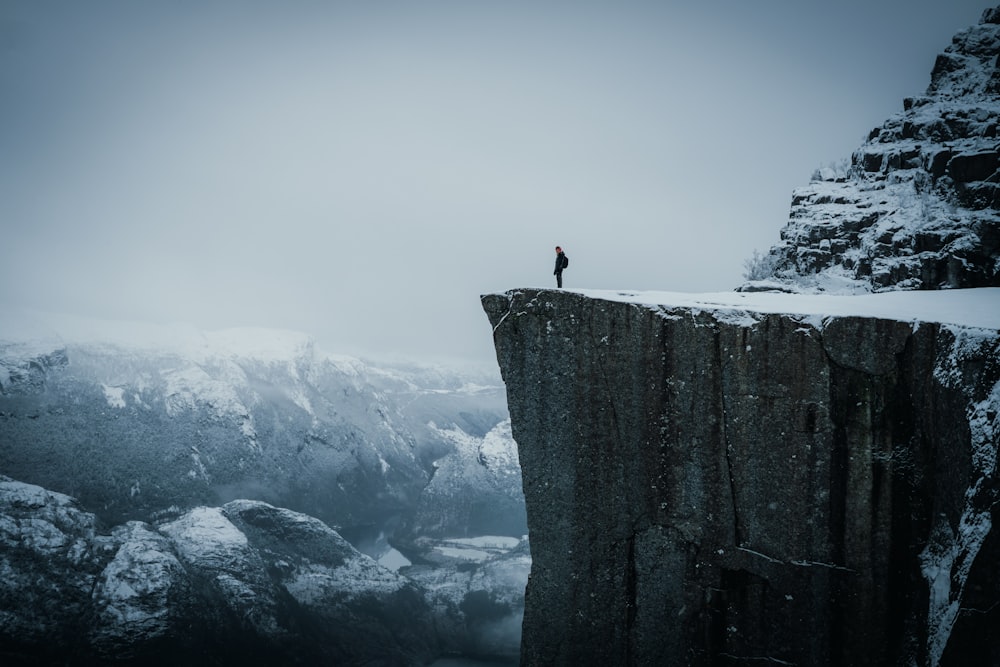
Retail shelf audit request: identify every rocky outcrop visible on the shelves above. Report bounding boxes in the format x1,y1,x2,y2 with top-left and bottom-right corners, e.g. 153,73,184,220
483,288,1000,666
0,477,439,665
751,8,1000,293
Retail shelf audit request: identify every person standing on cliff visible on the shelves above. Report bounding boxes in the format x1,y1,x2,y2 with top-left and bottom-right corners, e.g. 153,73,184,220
554,246,569,288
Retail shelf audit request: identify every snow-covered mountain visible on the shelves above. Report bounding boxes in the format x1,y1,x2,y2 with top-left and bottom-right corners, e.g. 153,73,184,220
0,475,527,665
409,419,526,539
0,309,523,541
745,7,1000,294
0,311,528,664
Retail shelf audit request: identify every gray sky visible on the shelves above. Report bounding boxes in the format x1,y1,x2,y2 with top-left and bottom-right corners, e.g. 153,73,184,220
0,1,992,364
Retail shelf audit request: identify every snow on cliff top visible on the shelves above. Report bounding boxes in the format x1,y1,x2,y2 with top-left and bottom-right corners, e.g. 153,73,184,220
567,287,1000,331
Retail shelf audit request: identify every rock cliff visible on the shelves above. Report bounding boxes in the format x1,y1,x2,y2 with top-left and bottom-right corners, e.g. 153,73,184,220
483,9,1000,666
483,288,999,666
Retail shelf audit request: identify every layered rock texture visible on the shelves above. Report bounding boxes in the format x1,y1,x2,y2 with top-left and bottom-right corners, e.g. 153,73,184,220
751,8,1000,293
483,288,999,666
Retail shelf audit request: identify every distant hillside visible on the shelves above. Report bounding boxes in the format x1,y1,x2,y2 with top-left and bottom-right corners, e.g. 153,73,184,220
0,311,523,541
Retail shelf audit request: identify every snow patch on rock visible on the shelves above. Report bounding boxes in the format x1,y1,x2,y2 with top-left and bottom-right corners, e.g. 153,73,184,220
102,384,126,409
159,507,249,563
91,522,183,643
919,330,1000,666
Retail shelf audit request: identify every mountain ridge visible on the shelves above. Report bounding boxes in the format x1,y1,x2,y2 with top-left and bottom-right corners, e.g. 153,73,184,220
0,315,518,535
745,6,1000,294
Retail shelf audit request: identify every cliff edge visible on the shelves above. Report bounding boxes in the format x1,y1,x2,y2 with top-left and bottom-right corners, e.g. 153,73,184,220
483,287,999,666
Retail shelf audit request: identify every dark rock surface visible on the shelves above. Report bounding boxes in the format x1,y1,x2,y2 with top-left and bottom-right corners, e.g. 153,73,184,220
483,288,999,666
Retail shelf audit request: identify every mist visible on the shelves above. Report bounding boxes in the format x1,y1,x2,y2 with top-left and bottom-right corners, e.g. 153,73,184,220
0,0,991,363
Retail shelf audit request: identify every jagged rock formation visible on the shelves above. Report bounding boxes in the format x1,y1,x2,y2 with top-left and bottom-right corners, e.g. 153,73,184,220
0,471,529,665
0,476,437,665
483,288,999,666
750,8,1000,293
480,11,1000,666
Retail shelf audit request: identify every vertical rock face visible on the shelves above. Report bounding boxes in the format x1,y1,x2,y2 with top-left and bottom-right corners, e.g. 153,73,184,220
751,8,1000,293
483,288,1000,666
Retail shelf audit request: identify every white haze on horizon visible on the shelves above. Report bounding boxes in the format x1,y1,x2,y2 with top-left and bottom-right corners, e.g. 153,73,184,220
0,0,992,364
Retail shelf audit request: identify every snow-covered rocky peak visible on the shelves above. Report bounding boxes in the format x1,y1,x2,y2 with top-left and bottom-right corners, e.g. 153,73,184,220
928,7,1000,101
745,7,1000,294
0,479,441,664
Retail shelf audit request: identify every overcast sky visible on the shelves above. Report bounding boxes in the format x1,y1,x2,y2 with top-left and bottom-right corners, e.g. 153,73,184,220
0,1,992,364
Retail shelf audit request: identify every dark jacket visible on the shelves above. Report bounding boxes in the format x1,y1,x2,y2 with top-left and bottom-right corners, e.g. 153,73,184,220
554,251,568,274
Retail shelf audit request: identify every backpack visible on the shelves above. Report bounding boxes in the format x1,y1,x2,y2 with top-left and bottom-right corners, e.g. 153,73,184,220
562,254,569,269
